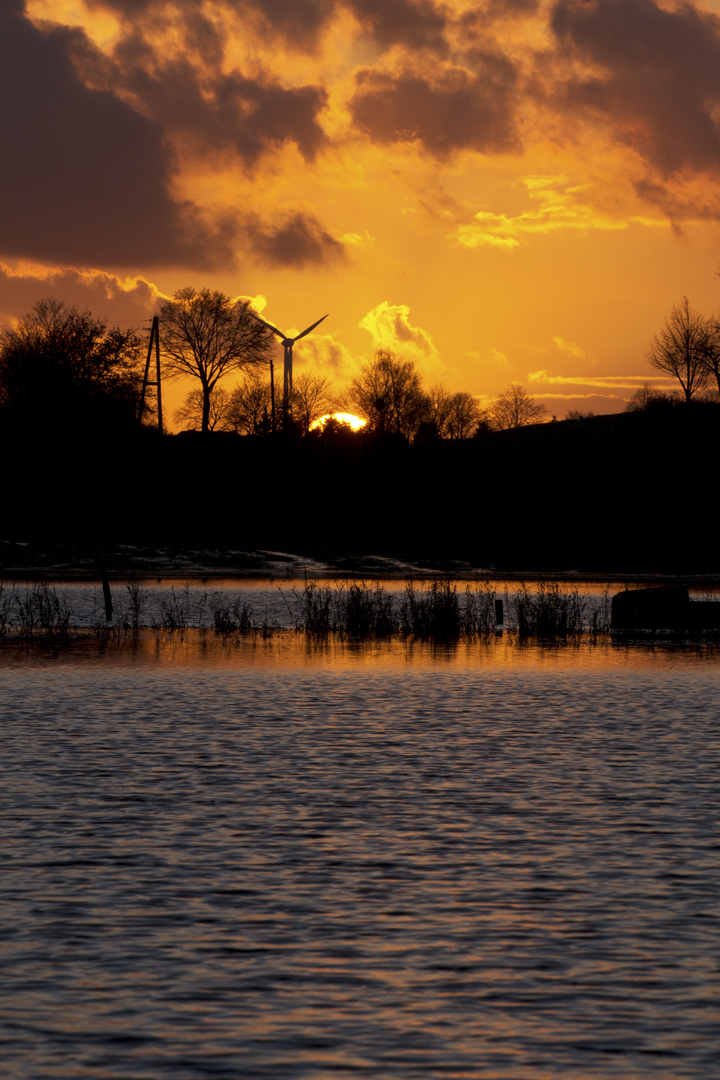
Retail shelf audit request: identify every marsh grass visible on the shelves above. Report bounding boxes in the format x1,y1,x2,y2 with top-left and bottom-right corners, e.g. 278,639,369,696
345,583,397,637
155,583,197,630
510,582,587,639
211,597,254,634
400,581,461,639
1,583,73,637
296,582,336,634
125,583,147,630
286,580,503,640
400,581,501,639
0,578,614,642
0,585,10,636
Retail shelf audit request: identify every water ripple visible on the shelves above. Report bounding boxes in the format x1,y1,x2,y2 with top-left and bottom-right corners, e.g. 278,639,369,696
1,642,719,1078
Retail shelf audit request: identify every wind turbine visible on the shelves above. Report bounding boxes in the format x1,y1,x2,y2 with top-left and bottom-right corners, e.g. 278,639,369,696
254,313,328,427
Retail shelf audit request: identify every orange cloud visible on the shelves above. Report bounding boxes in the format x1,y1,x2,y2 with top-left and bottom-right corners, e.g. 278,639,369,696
552,336,587,360
528,370,675,389
452,175,664,249
292,332,360,385
359,301,446,379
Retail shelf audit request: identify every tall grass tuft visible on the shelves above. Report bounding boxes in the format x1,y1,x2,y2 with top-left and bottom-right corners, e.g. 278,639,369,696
511,582,585,639
289,580,505,640
400,581,462,640
125,583,147,630
0,585,10,637
296,583,337,634
211,597,254,634
461,583,501,635
154,584,208,630
13,584,72,637
344,582,398,637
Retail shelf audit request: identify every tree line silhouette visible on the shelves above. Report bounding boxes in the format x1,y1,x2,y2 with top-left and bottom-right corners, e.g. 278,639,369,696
1,287,718,575
0,289,554,441
2,288,719,443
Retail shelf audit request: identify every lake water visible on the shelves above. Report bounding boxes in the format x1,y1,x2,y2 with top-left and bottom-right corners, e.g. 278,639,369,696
1,634,719,1079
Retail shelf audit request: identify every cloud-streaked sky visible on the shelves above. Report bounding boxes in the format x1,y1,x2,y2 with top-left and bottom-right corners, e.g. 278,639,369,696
3,0,720,420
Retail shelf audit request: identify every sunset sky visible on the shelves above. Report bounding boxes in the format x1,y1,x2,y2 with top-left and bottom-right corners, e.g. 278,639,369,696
3,0,720,422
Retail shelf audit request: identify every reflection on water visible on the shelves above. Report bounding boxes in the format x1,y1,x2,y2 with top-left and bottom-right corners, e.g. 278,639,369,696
1,637,719,1079
3,628,720,671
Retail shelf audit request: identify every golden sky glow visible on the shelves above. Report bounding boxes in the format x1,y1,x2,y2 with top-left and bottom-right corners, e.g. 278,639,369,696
4,0,720,423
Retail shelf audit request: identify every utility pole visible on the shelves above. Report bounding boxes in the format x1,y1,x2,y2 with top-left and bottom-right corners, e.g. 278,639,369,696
138,316,163,434
269,355,276,434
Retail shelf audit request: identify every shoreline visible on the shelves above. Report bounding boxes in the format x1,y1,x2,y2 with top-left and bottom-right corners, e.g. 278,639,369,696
0,545,719,586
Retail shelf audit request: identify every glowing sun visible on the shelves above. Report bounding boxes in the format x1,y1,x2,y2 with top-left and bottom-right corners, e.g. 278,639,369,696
310,412,368,432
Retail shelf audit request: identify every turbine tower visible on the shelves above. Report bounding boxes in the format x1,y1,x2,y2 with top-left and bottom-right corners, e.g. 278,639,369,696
254,313,328,427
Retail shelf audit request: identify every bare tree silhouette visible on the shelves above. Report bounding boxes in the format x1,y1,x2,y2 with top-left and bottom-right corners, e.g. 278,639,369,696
647,297,710,404
489,383,547,430
624,383,672,412
159,288,274,433
291,371,336,436
174,388,234,431
226,375,276,436
348,351,429,439
700,317,720,397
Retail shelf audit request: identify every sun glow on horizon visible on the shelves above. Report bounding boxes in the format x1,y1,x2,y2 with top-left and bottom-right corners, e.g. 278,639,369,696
310,412,367,432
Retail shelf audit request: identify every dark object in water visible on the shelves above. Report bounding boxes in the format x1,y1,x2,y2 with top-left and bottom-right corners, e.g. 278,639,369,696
611,585,720,631
101,573,113,622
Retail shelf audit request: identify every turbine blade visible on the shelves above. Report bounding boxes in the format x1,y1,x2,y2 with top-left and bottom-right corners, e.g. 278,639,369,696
292,314,329,343
252,314,285,339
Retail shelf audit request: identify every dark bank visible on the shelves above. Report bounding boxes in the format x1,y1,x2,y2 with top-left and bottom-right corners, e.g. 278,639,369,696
2,402,719,578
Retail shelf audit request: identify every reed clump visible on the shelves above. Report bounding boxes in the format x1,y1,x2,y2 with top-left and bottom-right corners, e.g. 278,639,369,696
2,583,73,637
511,582,586,639
0,584,10,636
289,580,501,641
345,582,398,637
125,582,147,630
155,583,202,630
400,581,460,639
289,581,403,637
211,597,254,634
296,582,337,634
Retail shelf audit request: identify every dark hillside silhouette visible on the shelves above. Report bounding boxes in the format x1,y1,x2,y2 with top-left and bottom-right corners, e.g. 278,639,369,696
1,402,719,575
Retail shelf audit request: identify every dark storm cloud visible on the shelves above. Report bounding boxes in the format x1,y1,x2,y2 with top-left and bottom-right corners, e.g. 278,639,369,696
347,0,447,51
0,265,158,330
246,212,345,267
458,0,539,27
0,5,238,268
102,39,329,167
87,0,336,48
248,0,448,50
349,55,520,157
78,4,330,167
490,0,539,12
88,0,448,52
246,0,336,44
550,0,720,176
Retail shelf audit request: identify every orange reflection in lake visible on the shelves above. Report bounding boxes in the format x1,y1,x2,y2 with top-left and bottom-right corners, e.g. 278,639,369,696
2,628,720,673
